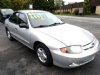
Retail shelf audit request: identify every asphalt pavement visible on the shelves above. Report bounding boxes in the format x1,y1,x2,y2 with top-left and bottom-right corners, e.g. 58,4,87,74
0,16,100,75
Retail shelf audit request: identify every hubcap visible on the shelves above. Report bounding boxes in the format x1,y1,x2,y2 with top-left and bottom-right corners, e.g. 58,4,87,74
37,48,47,63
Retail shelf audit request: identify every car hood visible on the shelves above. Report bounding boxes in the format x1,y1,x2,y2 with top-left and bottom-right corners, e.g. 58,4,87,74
36,23,94,46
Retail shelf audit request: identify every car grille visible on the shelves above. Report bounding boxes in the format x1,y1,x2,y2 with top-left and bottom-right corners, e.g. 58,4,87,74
82,39,96,50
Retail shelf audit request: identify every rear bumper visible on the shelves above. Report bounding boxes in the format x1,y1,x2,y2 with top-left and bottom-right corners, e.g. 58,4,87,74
50,40,99,68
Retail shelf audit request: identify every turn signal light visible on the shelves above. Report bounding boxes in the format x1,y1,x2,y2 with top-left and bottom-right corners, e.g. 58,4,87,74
60,47,68,53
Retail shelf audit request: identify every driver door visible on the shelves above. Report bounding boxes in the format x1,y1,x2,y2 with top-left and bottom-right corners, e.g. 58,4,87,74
16,13,31,47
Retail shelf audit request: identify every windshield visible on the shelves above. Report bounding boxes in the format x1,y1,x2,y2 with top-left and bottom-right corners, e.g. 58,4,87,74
27,12,63,28
1,9,14,15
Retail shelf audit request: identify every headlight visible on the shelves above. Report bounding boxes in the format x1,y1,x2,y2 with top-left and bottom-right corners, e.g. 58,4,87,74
60,46,84,54
69,46,84,54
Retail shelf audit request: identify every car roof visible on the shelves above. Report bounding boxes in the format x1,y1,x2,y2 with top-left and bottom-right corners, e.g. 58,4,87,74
17,10,48,14
0,8,13,10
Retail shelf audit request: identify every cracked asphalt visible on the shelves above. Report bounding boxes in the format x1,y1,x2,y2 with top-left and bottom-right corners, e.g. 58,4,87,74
0,16,100,75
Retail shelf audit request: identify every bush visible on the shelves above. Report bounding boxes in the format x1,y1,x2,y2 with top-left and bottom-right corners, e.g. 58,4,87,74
64,11,71,14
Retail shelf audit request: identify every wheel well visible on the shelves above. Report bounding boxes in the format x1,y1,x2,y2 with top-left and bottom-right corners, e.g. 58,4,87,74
5,27,8,31
33,41,53,66
33,41,43,51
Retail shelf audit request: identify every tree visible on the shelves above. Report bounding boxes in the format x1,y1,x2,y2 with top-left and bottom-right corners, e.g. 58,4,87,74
47,0,55,12
83,0,91,15
0,0,31,10
32,0,54,12
11,0,30,10
0,0,12,8
0,0,54,12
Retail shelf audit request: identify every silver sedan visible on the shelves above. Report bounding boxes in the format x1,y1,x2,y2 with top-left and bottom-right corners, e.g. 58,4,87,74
5,10,100,68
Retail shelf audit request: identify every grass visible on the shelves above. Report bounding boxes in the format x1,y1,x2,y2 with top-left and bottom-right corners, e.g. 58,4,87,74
55,13,99,17
55,13,76,16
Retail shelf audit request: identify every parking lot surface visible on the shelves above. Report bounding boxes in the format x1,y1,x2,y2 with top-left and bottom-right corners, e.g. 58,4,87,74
0,16,100,75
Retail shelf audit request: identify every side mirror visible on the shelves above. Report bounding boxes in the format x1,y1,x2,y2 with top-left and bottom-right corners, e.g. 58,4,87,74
61,19,63,21
6,15,10,18
19,23,29,29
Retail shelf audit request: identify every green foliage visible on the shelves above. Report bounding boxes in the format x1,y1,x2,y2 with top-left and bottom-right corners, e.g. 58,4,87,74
83,0,91,15
11,0,30,10
0,0,11,8
33,0,54,12
0,0,55,12
0,0,30,10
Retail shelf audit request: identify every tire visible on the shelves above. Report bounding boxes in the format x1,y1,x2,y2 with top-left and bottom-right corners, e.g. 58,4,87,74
36,43,53,67
6,29,14,41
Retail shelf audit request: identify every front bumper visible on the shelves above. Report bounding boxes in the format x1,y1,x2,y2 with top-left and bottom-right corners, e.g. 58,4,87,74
50,40,99,68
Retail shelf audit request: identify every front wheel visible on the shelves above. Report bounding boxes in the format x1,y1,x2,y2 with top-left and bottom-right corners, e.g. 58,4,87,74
36,43,53,67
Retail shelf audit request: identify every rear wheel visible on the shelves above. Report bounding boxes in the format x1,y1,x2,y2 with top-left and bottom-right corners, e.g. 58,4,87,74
36,43,53,67
6,29,14,41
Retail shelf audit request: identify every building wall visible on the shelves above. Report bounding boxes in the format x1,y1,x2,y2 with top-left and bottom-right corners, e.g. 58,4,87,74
55,9,64,13
72,8,83,13
55,9,71,14
95,6,100,15
55,7,83,14
72,8,78,13
55,2,83,14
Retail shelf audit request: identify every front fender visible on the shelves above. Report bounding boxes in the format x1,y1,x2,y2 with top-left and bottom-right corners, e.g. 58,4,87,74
30,30,66,50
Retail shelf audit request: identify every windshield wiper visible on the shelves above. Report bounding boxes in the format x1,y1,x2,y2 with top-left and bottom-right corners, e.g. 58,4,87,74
34,25,48,28
34,23,64,28
49,22,64,26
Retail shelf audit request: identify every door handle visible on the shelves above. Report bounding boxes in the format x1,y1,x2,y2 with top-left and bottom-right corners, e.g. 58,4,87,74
15,28,17,30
